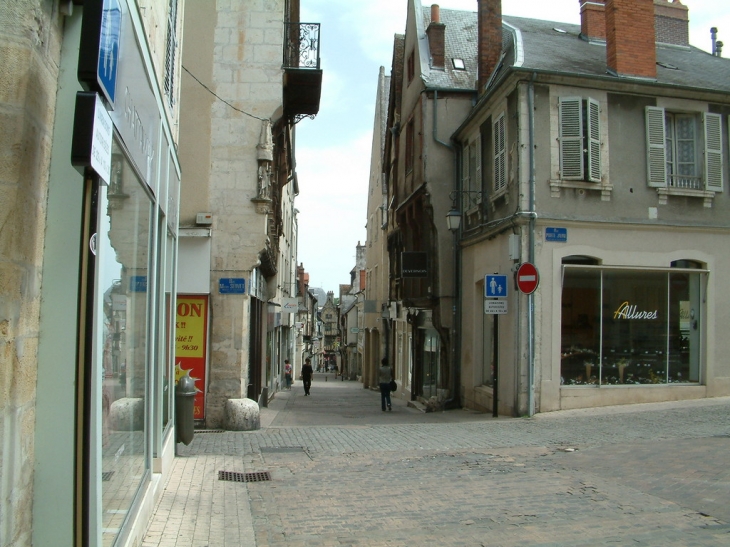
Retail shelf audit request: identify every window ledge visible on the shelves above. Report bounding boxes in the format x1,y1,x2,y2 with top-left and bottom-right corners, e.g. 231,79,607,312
656,187,715,208
550,179,613,201
489,188,509,210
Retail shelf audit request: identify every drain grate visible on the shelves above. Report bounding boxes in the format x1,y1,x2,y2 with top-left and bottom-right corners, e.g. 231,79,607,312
101,471,114,482
218,470,271,483
194,429,225,434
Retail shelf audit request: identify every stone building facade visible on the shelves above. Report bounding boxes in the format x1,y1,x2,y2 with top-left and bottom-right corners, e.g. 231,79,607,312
177,0,321,426
1,1,184,545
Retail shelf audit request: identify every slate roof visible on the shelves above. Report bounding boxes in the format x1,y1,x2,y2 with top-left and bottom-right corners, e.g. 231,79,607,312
416,4,730,95
500,15,730,94
420,6,478,90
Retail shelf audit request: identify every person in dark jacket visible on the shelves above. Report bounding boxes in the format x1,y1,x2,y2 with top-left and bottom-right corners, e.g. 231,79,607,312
378,358,393,411
301,357,314,396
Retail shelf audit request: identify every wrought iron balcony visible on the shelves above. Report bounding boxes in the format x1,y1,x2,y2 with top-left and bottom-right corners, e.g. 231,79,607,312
283,22,323,120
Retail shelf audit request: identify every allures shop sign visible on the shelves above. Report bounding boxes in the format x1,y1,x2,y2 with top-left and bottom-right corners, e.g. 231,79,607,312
613,301,658,320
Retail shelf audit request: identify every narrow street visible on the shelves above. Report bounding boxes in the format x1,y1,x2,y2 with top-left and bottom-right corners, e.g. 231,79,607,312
144,376,730,546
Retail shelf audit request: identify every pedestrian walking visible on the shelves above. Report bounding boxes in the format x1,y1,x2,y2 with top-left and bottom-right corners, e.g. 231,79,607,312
378,358,393,411
284,359,292,390
302,357,314,396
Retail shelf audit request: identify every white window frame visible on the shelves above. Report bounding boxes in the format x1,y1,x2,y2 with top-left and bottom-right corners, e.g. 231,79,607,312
645,107,724,193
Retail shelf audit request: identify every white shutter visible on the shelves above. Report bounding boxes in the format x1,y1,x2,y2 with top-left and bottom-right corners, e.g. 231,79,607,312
645,106,667,187
475,134,482,201
703,112,724,192
587,98,601,183
559,97,583,180
493,113,506,192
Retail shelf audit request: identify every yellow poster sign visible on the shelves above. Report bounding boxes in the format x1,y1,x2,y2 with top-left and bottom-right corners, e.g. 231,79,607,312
175,295,208,419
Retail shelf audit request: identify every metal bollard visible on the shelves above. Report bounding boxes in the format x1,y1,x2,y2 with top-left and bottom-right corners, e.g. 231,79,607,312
175,376,196,445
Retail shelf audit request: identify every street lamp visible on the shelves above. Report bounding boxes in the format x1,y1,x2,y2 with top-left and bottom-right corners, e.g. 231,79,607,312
445,190,481,232
446,207,461,232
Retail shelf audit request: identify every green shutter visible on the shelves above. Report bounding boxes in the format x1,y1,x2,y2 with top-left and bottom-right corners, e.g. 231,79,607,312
587,98,601,183
559,97,583,180
703,112,724,192
645,106,666,188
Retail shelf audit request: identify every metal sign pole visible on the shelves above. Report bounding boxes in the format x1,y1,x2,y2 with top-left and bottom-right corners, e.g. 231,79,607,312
493,312,499,418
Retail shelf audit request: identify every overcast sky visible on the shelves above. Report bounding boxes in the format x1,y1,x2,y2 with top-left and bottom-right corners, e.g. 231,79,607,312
295,0,730,294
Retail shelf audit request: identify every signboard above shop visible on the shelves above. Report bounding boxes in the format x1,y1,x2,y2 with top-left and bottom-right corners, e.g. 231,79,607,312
71,92,113,184
401,252,428,278
78,0,121,106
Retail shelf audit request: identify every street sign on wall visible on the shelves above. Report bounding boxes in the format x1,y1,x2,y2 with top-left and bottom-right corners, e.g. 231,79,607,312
516,262,539,294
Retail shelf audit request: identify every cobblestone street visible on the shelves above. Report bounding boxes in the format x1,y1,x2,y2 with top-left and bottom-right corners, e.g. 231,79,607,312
144,376,730,546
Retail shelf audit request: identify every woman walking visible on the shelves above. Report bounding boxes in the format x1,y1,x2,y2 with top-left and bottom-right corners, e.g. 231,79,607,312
378,358,393,411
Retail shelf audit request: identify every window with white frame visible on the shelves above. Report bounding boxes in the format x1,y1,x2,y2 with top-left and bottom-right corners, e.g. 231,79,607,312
645,107,724,192
558,97,601,182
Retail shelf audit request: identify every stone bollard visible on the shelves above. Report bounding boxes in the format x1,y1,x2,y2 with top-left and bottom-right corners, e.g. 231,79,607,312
224,398,261,431
109,397,145,430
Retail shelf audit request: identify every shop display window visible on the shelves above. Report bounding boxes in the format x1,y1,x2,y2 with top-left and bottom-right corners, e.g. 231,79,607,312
99,140,153,546
561,265,703,386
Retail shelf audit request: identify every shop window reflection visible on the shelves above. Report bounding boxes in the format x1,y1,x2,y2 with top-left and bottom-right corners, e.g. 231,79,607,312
99,139,152,546
561,265,702,387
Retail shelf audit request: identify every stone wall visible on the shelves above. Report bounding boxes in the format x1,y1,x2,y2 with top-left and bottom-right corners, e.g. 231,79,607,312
0,1,64,545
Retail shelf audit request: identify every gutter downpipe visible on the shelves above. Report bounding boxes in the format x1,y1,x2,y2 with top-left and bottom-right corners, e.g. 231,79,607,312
527,73,536,417
432,89,462,409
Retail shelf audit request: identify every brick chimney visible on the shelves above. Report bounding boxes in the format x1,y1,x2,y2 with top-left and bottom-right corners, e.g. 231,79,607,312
605,0,656,78
654,0,689,46
580,0,606,40
477,0,502,92
426,4,446,68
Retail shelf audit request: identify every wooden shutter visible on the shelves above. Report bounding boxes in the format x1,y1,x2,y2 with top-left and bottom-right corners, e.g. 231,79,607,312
462,142,470,192
587,98,601,182
703,112,724,192
645,106,667,188
493,113,506,192
475,134,482,201
559,97,583,180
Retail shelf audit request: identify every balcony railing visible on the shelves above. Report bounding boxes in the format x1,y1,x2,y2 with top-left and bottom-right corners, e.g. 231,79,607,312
283,22,321,70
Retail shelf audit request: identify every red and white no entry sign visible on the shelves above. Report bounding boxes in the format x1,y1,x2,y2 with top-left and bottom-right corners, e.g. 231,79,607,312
516,262,539,294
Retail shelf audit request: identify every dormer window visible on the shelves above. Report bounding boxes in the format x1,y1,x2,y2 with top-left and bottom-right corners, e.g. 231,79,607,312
452,58,465,70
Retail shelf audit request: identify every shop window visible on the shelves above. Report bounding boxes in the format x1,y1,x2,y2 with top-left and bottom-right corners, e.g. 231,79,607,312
558,97,601,182
645,107,723,192
561,266,703,386
99,138,153,546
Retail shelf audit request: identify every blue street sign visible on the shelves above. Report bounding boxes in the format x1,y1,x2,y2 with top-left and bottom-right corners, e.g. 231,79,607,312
97,0,121,105
130,276,147,293
485,275,508,298
219,278,246,294
545,227,567,242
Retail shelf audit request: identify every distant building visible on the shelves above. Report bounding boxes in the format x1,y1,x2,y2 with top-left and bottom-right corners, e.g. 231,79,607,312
176,0,322,424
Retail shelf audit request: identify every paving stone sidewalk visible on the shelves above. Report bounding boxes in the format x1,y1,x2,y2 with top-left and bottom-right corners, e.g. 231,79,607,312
143,376,730,546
